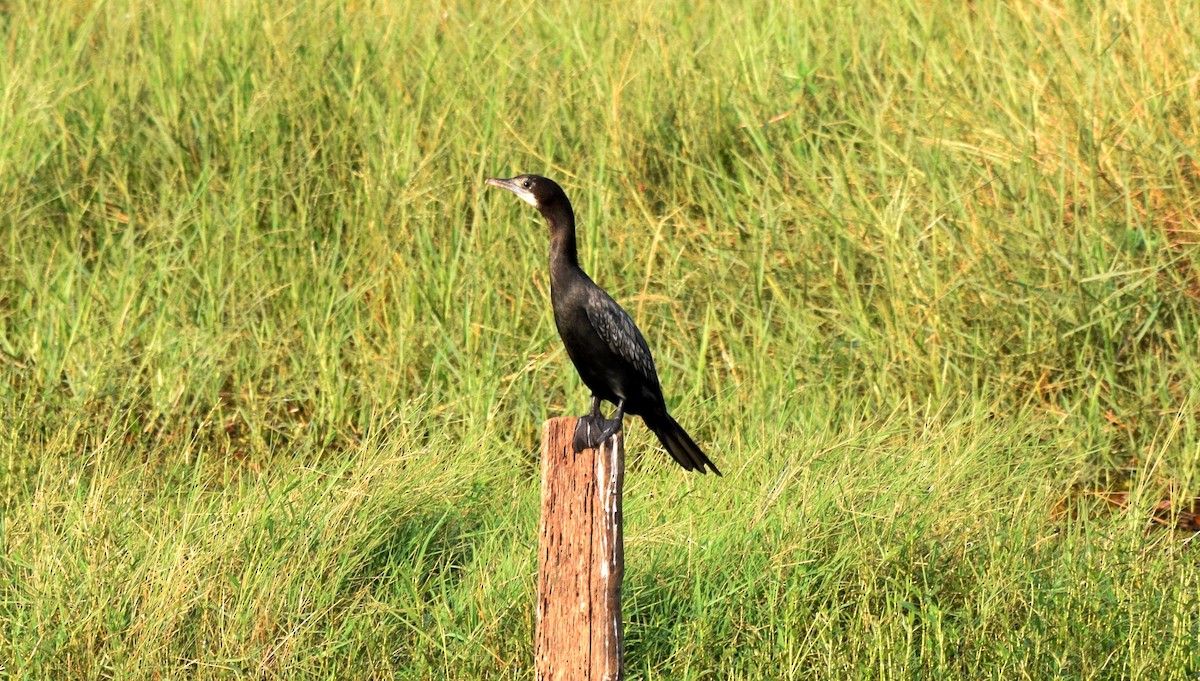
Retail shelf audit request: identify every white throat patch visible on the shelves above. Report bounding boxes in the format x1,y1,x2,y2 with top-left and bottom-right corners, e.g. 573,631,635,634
516,189,539,208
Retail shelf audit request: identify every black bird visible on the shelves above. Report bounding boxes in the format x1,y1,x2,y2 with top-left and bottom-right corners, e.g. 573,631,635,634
486,174,721,475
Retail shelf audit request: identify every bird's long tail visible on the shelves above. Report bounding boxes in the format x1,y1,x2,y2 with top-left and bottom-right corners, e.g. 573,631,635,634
645,413,722,475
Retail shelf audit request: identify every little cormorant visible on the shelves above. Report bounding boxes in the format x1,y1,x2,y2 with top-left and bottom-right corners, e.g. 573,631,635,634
486,174,721,475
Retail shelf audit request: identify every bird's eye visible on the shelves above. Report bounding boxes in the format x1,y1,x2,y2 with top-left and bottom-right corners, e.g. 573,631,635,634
522,180,532,189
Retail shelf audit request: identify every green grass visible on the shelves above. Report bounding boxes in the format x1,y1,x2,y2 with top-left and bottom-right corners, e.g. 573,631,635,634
2,0,1199,677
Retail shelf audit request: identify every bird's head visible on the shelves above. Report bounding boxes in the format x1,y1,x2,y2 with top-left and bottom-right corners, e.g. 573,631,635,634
485,174,568,212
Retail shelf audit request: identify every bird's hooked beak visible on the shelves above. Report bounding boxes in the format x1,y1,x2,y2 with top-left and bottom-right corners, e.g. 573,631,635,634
485,177,539,208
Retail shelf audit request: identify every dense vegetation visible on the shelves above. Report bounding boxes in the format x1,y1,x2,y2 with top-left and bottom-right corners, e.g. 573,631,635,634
2,0,1198,677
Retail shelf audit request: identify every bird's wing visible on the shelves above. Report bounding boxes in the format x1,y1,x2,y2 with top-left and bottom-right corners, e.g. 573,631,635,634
585,289,660,386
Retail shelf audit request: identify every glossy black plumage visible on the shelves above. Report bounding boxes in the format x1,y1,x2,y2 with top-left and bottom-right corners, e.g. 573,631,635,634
486,174,721,475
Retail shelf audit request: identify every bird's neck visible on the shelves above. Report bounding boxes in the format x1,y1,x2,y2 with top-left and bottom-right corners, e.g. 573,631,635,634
544,204,581,279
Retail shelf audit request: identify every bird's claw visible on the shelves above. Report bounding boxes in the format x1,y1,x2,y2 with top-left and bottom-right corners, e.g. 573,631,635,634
573,414,622,452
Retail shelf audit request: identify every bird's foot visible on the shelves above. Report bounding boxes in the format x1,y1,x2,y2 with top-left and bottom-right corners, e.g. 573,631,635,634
573,414,623,453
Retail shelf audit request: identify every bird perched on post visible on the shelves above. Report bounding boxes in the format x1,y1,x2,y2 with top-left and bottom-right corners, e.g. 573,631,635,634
486,174,721,475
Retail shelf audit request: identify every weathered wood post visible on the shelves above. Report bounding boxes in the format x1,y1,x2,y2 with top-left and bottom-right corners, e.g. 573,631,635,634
536,416,625,680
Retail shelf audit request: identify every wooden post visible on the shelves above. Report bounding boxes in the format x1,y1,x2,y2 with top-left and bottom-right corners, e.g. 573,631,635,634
536,417,625,681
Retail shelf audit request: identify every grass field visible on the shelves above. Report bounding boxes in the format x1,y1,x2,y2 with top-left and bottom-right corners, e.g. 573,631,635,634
2,0,1199,677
